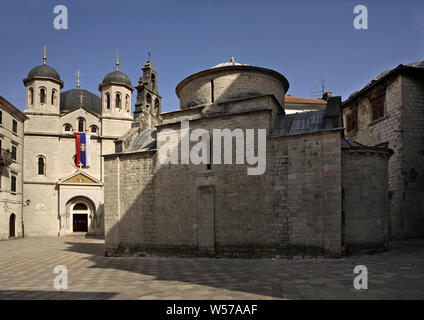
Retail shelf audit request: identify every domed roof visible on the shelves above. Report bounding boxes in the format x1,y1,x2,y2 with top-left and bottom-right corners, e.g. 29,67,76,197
102,71,132,87
60,89,102,115
27,64,61,81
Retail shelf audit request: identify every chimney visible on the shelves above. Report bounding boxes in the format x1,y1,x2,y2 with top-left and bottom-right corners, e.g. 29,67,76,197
324,96,342,130
322,92,333,101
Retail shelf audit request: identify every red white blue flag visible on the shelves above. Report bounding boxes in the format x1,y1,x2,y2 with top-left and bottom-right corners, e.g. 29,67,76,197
75,132,90,167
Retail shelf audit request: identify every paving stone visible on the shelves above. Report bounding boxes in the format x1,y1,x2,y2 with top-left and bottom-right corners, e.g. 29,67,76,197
0,236,423,299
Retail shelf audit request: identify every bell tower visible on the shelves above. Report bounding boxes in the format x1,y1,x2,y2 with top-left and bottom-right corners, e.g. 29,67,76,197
23,46,63,115
133,59,162,128
99,51,133,120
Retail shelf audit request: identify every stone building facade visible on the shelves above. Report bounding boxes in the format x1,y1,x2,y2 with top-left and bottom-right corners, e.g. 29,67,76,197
343,61,424,239
103,59,393,257
0,96,27,240
21,53,133,237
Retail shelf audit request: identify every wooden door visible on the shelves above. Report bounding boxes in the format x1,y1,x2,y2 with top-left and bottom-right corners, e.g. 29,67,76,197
73,214,88,232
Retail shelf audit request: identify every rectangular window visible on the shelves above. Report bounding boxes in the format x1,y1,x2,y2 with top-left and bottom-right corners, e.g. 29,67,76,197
12,119,17,133
11,175,16,193
371,95,385,121
0,110,2,124
346,110,358,133
11,145,17,161
206,138,212,170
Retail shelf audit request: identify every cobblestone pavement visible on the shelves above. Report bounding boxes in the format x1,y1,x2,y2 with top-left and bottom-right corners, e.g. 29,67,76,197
0,236,423,299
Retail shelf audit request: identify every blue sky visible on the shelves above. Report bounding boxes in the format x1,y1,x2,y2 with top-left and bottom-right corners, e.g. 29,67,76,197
0,0,423,113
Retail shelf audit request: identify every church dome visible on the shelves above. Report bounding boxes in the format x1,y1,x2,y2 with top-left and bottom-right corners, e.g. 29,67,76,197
176,58,289,109
27,64,61,81
102,71,132,87
60,89,102,114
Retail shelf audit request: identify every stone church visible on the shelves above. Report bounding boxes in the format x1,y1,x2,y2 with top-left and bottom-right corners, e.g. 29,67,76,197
22,52,133,237
103,59,394,257
4,50,421,258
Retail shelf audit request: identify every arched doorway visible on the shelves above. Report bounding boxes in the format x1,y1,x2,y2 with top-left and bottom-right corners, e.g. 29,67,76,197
72,202,89,232
9,214,16,238
62,196,97,235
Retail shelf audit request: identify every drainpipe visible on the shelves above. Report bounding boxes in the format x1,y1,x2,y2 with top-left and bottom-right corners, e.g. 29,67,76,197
21,120,25,238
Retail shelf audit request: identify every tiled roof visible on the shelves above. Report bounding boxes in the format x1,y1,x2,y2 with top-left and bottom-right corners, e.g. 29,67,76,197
285,96,326,103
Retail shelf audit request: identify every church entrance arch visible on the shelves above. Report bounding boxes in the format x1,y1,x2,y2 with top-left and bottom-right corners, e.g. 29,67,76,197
66,197,95,234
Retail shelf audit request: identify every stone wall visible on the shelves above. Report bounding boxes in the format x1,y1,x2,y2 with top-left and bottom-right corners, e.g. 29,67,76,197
104,108,344,257
342,149,391,252
268,131,343,256
343,75,404,238
401,72,424,237
343,72,424,239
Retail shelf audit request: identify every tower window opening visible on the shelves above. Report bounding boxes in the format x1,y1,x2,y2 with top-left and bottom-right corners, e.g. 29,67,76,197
106,93,111,109
51,89,57,105
40,88,46,104
151,74,156,90
116,93,121,109
125,95,130,112
29,88,34,105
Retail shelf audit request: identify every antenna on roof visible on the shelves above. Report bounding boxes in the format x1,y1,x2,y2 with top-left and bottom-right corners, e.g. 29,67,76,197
309,78,326,98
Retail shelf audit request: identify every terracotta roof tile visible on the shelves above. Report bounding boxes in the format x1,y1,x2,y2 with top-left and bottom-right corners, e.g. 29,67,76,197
285,96,326,103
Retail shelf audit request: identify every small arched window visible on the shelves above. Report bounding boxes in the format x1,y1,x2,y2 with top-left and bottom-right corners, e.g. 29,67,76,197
106,93,110,109
115,93,121,109
125,95,130,112
40,88,46,104
91,126,98,134
37,156,45,175
64,124,72,132
151,74,156,89
51,89,57,105
74,203,88,210
154,98,159,108
78,118,85,132
29,88,34,105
